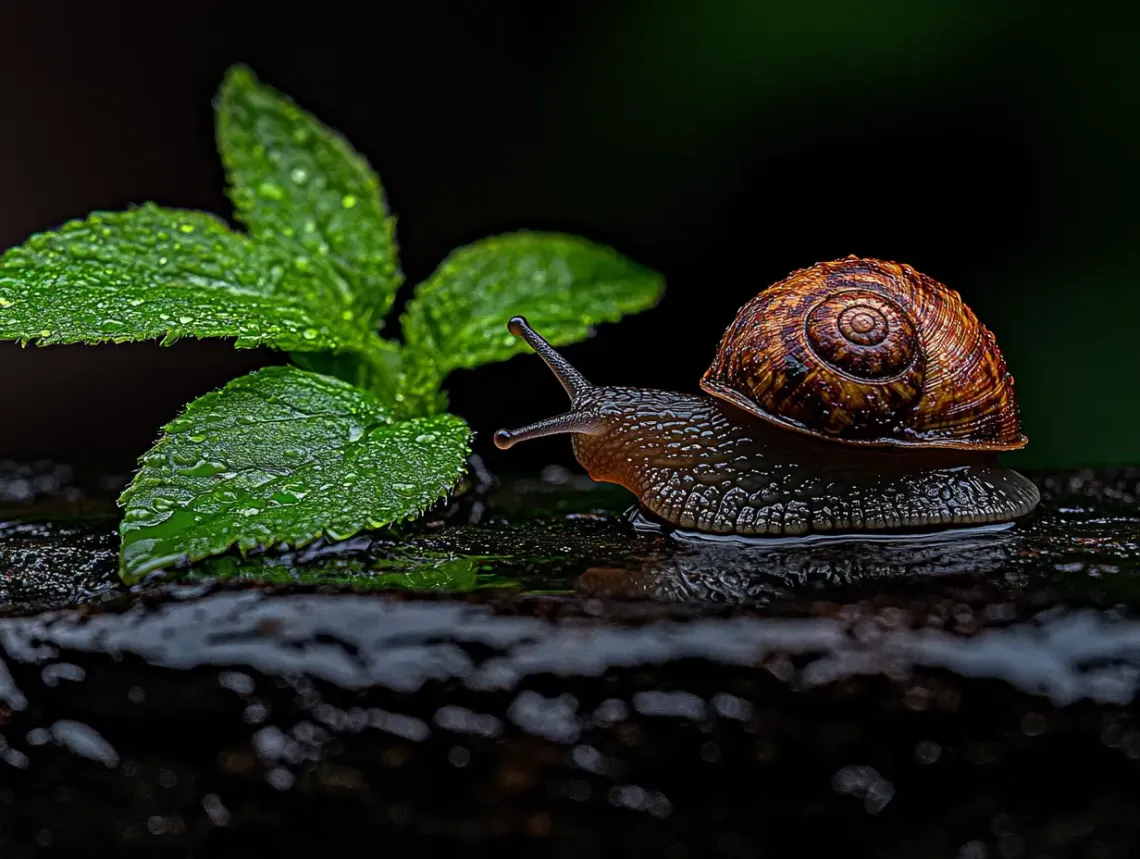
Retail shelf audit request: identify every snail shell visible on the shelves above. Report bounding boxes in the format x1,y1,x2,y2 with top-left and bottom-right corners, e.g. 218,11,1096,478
700,256,1025,450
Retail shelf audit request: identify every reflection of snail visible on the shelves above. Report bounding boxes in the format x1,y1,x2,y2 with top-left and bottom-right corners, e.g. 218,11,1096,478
576,524,1024,604
495,257,1040,537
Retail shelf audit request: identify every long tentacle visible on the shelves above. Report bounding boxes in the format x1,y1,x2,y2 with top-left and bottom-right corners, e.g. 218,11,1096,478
507,316,592,403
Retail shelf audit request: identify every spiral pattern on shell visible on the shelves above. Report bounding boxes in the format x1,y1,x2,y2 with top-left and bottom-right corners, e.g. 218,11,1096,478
804,289,917,381
700,257,1026,450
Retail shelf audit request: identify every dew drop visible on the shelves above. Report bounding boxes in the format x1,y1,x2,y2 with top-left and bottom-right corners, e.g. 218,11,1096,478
415,432,439,444
290,167,309,185
302,328,319,340
171,449,199,466
258,182,285,201
341,194,357,209
186,461,226,478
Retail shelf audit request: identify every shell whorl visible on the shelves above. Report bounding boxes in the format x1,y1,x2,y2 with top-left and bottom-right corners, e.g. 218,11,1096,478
699,257,1026,450
804,289,917,381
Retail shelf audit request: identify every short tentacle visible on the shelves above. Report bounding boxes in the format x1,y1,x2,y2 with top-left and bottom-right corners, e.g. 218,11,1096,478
493,413,606,450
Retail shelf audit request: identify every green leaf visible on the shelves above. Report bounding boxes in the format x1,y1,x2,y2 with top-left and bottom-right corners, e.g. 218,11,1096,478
400,231,664,380
216,65,401,328
291,338,449,418
118,366,471,583
392,348,452,417
291,337,404,406
0,204,369,352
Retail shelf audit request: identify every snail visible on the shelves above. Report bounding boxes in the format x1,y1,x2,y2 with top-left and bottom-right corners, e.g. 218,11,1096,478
493,257,1040,537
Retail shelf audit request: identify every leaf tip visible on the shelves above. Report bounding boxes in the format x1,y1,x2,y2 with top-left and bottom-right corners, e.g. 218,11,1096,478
221,63,258,92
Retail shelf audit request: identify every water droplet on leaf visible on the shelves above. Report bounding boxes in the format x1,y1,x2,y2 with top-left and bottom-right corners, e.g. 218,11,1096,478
186,461,226,478
258,182,285,201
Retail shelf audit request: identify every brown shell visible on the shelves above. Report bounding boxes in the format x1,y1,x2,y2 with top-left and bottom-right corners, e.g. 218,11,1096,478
699,256,1026,450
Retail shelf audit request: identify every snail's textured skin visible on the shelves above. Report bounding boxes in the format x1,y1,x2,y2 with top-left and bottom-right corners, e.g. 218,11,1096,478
701,257,1025,450
573,388,1039,536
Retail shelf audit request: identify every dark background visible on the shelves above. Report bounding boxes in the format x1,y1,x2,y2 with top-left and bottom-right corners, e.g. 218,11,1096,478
0,0,1136,475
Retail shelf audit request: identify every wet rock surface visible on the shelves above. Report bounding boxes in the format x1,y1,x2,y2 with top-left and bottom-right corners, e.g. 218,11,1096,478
0,464,1138,856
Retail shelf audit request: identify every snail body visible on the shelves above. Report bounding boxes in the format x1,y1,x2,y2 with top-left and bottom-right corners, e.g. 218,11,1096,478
494,257,1040,536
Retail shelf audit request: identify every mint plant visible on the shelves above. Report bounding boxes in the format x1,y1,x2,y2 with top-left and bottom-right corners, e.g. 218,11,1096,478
0,66,663,583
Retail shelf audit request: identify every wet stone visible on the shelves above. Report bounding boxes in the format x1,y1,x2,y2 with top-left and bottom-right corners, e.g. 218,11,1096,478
0,465,1137,855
